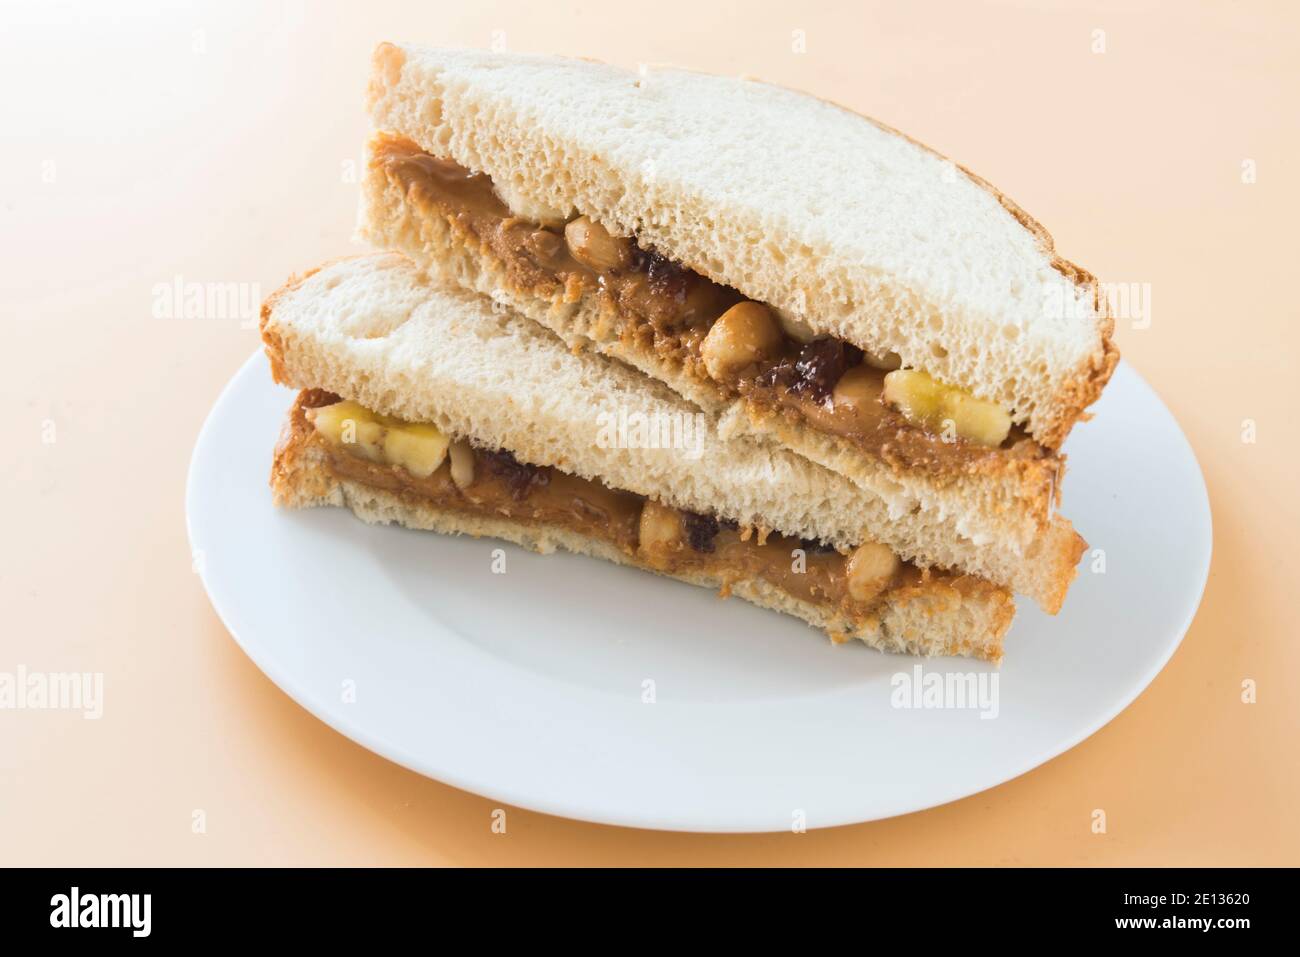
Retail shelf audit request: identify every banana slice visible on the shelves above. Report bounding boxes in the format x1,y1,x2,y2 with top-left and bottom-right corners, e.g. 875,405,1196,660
382,423,450,478
310,400,450,475
309,400,385,461
882,370,1011,447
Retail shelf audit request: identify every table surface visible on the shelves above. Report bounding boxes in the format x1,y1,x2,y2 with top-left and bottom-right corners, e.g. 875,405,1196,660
3,0,1296,865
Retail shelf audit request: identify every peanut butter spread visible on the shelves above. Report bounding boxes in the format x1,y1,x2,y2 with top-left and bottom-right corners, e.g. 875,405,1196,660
282,391,1000,620
373,134,1059,481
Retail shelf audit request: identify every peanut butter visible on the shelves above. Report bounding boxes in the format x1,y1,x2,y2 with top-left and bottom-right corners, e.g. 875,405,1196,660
289,391,947,619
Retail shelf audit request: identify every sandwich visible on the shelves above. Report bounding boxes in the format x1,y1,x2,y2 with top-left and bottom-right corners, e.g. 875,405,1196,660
356,43,1115,613
262,253,1015,661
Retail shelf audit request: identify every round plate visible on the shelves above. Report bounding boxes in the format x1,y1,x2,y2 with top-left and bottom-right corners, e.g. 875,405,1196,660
187,353,1211,832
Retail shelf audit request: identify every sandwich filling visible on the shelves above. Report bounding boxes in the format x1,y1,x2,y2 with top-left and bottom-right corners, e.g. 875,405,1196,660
372,133,1060,480
283,390,1001,624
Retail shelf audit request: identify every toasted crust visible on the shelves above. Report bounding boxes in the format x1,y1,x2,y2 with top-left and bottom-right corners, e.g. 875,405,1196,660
272,395,1014,661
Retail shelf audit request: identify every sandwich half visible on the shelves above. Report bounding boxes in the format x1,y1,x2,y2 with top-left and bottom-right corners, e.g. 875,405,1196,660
262,253,1016,661
357,43,1105,611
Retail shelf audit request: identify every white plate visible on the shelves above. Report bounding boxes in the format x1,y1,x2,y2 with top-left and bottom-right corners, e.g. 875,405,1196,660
188,353,1211,832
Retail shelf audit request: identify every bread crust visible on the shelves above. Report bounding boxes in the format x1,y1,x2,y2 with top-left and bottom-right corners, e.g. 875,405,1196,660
272,394,1013,661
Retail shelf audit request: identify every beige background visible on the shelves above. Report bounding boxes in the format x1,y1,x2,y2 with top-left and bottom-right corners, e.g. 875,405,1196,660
2,0,1297,865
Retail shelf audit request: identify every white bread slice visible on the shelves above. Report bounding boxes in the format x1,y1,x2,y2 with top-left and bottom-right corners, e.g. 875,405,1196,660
358,156,1075,576
364,42,1118,448
272,398,1012,661
260,253,1083,612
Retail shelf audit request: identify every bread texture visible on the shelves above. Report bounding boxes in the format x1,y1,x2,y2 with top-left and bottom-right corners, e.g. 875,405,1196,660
261,253,1083,612
359,155,1078,580
272,406,1013,661
364,42,1118,448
